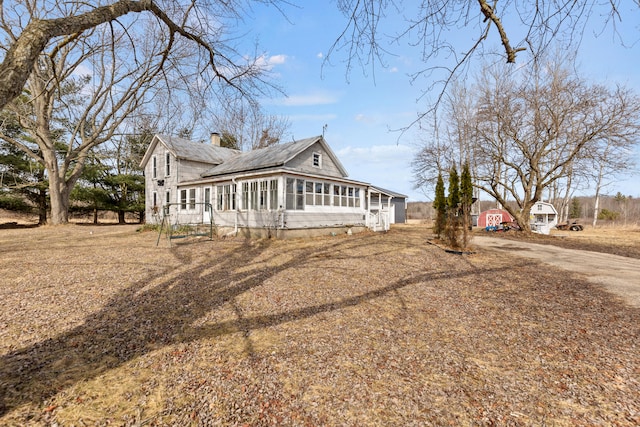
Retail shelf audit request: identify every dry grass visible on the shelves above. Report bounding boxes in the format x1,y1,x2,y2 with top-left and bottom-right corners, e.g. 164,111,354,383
0,223,639,426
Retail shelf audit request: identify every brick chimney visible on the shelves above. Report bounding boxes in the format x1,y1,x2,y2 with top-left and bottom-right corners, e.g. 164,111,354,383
210,132,221,146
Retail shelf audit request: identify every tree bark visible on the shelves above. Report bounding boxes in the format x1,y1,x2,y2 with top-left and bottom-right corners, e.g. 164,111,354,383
0,1,173,111
37,187,47,225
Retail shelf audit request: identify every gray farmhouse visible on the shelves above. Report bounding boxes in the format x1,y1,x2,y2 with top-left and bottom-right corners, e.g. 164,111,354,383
140,133,407,238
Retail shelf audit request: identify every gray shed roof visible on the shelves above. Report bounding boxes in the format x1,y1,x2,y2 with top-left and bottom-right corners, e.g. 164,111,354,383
201,135,347,178
370,186,408,199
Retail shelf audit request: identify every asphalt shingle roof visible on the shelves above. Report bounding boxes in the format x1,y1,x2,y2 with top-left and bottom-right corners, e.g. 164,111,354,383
201,136,323,177
157,134,240,165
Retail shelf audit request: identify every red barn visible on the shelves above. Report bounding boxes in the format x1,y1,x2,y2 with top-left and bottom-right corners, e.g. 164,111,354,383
478,208,514,228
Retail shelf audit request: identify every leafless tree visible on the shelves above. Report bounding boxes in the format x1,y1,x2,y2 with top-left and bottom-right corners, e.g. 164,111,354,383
0,1,281,224
411,82,478,195
414,56,640,230
414,57,640,233
211,96,291,151
582,137,637,227
0,1,290,110
329,1,639,122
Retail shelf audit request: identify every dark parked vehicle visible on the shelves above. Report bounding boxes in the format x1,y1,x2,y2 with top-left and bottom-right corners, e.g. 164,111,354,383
556,221,584,231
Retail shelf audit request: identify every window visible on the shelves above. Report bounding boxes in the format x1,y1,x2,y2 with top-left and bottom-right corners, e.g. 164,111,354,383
230,184,237,210
305,181,314,205
216,184,236,211
304,180,332,206
250,181,258,211
332,185,360,207
165,152,171,176
333,185,341,206
285,178,304,210
189,188,196,209
180,189,187,210
165,190,171,204
152,156,157,178
324,183,331,205
240,179,279,211
177,189,196,210
312,152,322,168
217,186,223,210
241,182,249,210
259,180,268,210
269,179,279,210
152,192,157,208
204,188,211,211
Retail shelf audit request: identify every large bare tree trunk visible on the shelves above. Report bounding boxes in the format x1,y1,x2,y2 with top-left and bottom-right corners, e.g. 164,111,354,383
48,177,72,224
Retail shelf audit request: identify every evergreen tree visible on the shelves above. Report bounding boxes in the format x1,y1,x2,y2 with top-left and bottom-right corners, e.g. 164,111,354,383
71,152,112,223
0,112,48,223
446,165,461,247
433,172,447,237
71,130,150,224
569,197,582,219
460,161,474,246
447,165,460,212
220,131,240,150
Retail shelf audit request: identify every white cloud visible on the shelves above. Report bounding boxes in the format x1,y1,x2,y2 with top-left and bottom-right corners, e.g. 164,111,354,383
268,54,287,65
255,54,288,70
316,52,324,59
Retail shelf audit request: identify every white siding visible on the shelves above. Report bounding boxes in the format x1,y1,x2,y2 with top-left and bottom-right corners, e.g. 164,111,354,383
179,159,217,181
285,143,343,177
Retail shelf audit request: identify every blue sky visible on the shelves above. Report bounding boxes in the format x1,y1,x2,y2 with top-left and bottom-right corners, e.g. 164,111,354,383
234,2,640,202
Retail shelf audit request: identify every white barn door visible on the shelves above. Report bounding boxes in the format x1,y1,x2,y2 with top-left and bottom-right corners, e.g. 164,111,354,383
487,214,502,227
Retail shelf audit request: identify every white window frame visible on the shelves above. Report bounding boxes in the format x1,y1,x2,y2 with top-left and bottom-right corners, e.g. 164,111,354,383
241,182,249,210
216,184,236,211
165,152,171,176
269,179,279,210
188,188,196,210
286,178,304,210
312,152,322,168
180,189,187,210
204,187,211,211
152,156,157,179
259,180,268,210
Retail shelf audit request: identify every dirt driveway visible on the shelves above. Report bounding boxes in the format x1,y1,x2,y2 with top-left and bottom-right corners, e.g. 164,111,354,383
474,235,640,308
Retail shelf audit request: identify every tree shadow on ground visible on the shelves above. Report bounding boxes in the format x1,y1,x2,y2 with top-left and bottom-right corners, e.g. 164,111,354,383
0,231,501,417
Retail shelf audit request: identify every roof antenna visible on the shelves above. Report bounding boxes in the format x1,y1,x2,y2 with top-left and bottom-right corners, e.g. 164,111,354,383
322,124,327,137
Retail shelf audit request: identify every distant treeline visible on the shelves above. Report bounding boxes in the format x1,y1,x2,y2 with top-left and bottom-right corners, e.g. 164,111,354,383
408,194,640,225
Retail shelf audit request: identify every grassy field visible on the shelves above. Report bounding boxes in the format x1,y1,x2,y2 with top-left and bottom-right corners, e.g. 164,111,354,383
0,222,639,426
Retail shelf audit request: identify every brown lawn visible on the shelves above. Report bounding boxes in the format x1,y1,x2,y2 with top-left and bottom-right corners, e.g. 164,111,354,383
0,223,638,426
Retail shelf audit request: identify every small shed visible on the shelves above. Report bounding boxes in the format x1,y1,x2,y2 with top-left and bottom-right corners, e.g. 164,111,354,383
530,201,558,234
478,208,514,228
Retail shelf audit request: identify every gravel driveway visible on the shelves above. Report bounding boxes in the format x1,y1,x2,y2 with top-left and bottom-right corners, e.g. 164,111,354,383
474,235,640,308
